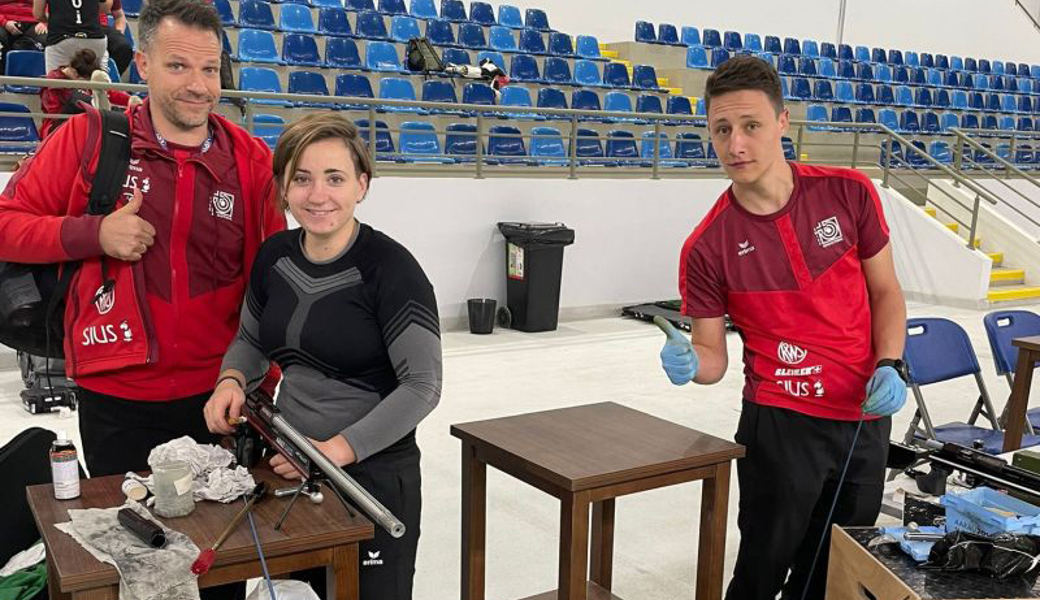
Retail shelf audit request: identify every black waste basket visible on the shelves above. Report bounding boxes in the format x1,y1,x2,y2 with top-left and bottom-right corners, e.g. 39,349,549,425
497,222,575,332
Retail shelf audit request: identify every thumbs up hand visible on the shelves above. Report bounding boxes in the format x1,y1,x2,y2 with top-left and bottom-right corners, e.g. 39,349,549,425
655,316,698,385
99,187,156,262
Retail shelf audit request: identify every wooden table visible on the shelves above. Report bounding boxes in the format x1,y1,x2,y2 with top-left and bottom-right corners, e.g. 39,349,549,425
1003,335,1040,452
27,469,374,600
451,402,745,600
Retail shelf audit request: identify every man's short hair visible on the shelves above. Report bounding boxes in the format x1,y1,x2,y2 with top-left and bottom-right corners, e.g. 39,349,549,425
137,0,223,53
703,55,784,115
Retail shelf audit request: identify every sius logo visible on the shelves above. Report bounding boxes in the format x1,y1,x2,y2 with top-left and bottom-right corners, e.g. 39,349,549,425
737,239,756,257
209,191,235,221
363,550,384,567
814,216,844,248
777,341,807,365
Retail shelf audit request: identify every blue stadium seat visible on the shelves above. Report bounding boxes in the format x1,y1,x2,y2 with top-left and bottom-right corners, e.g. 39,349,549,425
215,0,235,25
835,80,854,103
487,26,517,52
635,20,656,44
462,82,495,106
921,111,940,134
378,77,425,112
640,132,684,167
806,104,829,130
745,33,762,52
650,23,676,46
961,113,979,130
570,128,613,166
711,47,730,67
686,46,709,69
921,53,934,68
127,62,143,84
943,70,960,88
934,89,950,108
237,29,280,63
488,125,533,164
497,4,522,28
355,10,389,39
497,85,537,119
855,45,869,62
979,58,991,74
122,0,141,16
440,0,466,21
665,96,693,122
425,19,456,46
838,43,853,61
764,35,781,54
838,60,855,79
974,74,989,90
818,58,836,79
879,139,902,166
967,57,980,72
526,126,569,165
813,79,833,101
820,42,836,59
287,70,332,107
537,87,567,112
681,26,700,46
1020,96,1033,114
935,54,949,69
789,77,811,100
603,91,640,123
421,80,460,114
519,28,547,54
1020,117,1035,132
993,75,1006,91
606,130,646,166
399,121,453,163
856,62,874,81
910,67,926,85
927,68,942,88
914,88,933,108
929,141,951,163
409,0,436,18
571,89,601,117
799,57,817,77
855,108,876,125
782,136,796,160
318,8,352,35
981,114,998,132
632,65,659,91
238,0,274,30
893,66,908,83
542,57,572,85
802,39,818,57
854,82,874,104
573,60,602,86
888,49,903,65
950,56,964,71
951,90,968,109
524,8,550,31
874,64,892,83
876,84,894,105
999,115,1016,132
469,1,495,25
458,22,488,49
346,0,375,10
878,108,898,130
603,62,631,88
366,41,405,71
635,94,662,117
355,119,396,159
252,114,283,150
987,92,1002,112
335,73,374,109
1001,94,1016,113
509,53,543,83
871,47,885,63
444,123,482,162
702,28,721,47
723,30,742,51
575,35,603,60
279,3,316,32
325,37,362,68
968,91,984,110
831,105,853,129
894,85,913,106
940,112,959,132
783,37,800,55
675,132,706,164
4,51,44,93
899,110,920,133
548,32,573,56
1018,78,1032,94
282,33,322,66
477,51,505,71
238,67,290,105
390,15,421,41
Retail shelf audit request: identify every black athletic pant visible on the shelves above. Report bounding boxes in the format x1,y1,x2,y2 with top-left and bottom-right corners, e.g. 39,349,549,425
76,387,243,600
295,434,422,600
0,26,45,73
103,26,132,75
724,401,890,600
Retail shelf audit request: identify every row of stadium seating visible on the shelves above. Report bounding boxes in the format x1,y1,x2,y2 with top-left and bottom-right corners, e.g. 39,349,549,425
884,139,1040,170
804,105,1040,135
781,77,1040,114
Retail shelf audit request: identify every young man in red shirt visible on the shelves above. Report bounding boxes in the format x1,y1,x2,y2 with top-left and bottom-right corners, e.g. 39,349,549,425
660,56,908,599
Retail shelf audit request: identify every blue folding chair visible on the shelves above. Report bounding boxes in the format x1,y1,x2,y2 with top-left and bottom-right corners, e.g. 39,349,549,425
440,0,466,21
355,10,389,39
542,57,572,85
899,317,1039,457
524,8,550,31
325,37,362,68
279,3,316,32
409,0,436,18
497,4,522,28
529,126,568,165
4,51,44,94
318,8,352,36
366,41,405,71
398,121,453,163
238,0,275,29
468,1,494,25
237,29,280,63
575,35,603,61
984,311,1040,432
282,33,322,66
519,28,546,54
390,15,421,42
488,26,517,52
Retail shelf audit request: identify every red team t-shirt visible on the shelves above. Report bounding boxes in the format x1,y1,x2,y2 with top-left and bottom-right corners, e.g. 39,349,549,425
680,162,890,421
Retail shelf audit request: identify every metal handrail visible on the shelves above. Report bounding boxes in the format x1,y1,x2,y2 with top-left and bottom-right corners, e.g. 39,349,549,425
948,127,1040,231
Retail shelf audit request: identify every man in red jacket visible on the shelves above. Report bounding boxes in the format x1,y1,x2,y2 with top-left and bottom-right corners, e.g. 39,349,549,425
0,0,285,477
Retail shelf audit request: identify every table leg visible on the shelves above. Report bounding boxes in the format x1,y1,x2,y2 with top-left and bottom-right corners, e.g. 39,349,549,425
45,552,71,600
1004,348,1037,452
461,442,486,600
589,499,615,590
559,491,591,600
327,544,358,600
696,463,731,600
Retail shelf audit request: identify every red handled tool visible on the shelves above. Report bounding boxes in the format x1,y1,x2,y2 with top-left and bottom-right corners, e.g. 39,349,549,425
191,482,269,575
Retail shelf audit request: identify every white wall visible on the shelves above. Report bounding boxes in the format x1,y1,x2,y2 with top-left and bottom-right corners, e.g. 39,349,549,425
512,0,1040,65
972,178,1040,242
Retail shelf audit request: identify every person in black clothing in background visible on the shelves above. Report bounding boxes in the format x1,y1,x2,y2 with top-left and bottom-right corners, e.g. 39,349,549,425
205,112,442,600
0,0,46,74
33,0,109,72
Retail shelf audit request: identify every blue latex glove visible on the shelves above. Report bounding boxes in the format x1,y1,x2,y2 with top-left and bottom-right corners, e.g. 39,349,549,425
654,316,698,385
862,366,907,416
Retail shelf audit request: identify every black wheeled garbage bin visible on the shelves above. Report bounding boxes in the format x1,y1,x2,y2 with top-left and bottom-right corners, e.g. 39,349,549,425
497,222,575,332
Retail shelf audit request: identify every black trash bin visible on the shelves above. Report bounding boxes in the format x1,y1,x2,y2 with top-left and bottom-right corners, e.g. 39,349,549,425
497,222,575,332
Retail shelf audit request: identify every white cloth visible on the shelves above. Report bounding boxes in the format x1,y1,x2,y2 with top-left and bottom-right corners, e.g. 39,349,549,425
0,542,45,577
246,579,320,600
55,502,200,600
128,436,256,503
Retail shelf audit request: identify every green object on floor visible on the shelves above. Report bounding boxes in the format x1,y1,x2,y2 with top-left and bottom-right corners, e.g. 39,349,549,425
0,562,46,600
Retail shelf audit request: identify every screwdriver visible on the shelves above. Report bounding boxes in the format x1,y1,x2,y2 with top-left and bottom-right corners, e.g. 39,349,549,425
191,482,269,576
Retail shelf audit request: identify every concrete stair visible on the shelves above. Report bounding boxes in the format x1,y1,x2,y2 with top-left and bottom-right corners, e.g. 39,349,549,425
922,206,1040,303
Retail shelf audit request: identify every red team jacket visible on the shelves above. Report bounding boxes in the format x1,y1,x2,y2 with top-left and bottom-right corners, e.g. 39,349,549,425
0,101,286,400
680,163,889,421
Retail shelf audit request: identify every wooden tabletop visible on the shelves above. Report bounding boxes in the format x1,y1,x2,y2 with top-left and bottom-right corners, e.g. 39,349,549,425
1014,336,1040,353
27,469,373,594
450,402,744,492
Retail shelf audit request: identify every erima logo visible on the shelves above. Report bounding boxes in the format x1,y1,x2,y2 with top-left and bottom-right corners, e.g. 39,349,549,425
209,191,235,221
814,216,844,248
737,239,756,257
777,341,807,365
363,550,384,567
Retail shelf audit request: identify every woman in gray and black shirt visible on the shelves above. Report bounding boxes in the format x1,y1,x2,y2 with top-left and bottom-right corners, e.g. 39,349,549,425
205,112,442,600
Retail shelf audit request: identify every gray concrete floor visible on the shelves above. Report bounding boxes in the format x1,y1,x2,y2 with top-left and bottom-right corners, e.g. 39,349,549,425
1,300,1036,599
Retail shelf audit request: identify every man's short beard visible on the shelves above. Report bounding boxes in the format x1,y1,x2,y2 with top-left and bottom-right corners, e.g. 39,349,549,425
158,95,212,131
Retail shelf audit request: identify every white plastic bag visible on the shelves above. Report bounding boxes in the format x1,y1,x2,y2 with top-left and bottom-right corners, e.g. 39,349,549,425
245,579,320,600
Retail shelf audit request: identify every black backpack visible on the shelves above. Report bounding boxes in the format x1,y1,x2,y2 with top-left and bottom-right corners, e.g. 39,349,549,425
0,109,132,358
406,37,443,73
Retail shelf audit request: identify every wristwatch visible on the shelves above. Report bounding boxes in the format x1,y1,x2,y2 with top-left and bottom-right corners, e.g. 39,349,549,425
876,358,909,384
